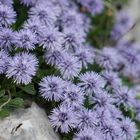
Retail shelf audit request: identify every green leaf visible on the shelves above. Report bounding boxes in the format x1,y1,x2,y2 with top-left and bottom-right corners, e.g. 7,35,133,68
19,84,36,95
0,109,10,118
0,90,5,98
0,98,24,118
3,98,24,112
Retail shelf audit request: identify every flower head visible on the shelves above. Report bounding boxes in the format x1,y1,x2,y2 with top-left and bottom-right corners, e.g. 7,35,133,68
76,108,97,130
49,105,77,133
0,28,16,51
39,76,66,102
15,29,37,50
40,27,63,51
44,48,65,67
61,84,84,108
79,71,105,95
6,52,38,85
62,27,85,52
96,47,120,70
100,119,121,140
113,86,135,108
90,90,114,109
57,54,82,79
29,4,57,26
0,4,16,27
60,10,84,29
74,45,95,68
120,118,137,140
101,70,121,87
23,18,46,42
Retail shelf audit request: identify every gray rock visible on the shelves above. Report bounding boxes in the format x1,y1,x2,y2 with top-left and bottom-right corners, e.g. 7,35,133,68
0,103,60,140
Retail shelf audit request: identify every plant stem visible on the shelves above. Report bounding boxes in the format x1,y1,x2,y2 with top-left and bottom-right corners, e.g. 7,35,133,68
0,90,11,111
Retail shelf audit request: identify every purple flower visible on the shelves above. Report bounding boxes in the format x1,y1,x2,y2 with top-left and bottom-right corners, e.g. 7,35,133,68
101,70,122,87
57,54,82,79
61,84,84,108
96,47,120,70
107,105,123,120
100,119,121,140
49,105,77,133
60,10,84,29
20,0,37,6
94,107,112,124
0,50,9,74
74,45,95,68
0,0,13,6
120,118,137,140
90,90,114,109
23,18,46,42
0,28,16,51
40,27,64,51
44,48,65,67
39,76,66,102
76,108,97,130
6,52,38,85
62,27,85,52
15,29,37,50
78,0,104,15
113,86,135,108
0,4,16,27
79,71,105,95
29,4,57,26
73,128,103,140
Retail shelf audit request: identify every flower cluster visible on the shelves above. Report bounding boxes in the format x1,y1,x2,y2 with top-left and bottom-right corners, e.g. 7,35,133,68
0,0,139,140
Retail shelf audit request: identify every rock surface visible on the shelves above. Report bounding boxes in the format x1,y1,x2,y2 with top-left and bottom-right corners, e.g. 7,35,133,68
0,103,60,140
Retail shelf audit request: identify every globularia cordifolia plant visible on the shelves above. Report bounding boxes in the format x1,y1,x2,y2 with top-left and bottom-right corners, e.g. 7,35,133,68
0,0,140,140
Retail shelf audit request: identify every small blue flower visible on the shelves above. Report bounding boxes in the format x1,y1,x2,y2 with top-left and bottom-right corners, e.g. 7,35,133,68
57,54,82,79
96,47,120,70
29,4,57,26
23,18,46,42
62,27,85,52
61,84,84,108
44,48,65,67
120,118,137,140
101,70,122,87
79,71,105,95
39,76,66,102
90,90,114,109
113,86,135,108
15,29,37,50
49,105,77,133
6,52,38,85
0,4,16,27
74,45,95,68
0,28,16,51
76,108,97,130
40,27,64,51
